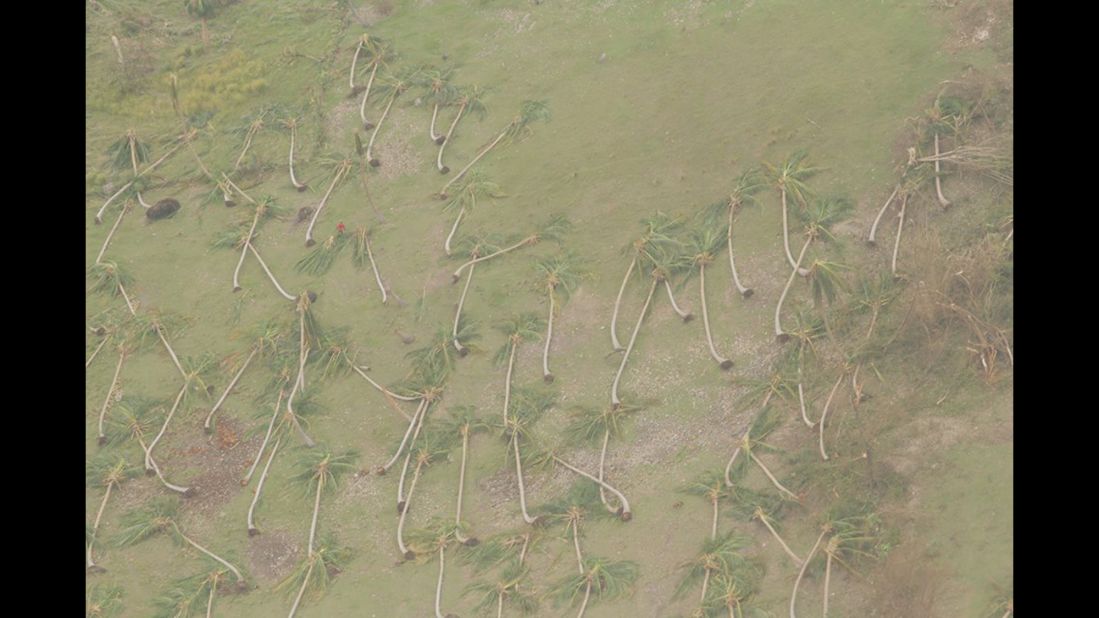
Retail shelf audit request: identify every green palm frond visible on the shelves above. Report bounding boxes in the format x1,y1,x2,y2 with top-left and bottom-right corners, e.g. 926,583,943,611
115,497,179,547
504,99,550,143
87,584,124,618
443,171,504,214
562,402,642,447
551,557,640,609
537,253,585,303
764,151,823,207
87,261,134,299
289,448,360,497
799,195,854,242
275,536,353,604
295,231,352,275
675,532,752,599
493,313,545,366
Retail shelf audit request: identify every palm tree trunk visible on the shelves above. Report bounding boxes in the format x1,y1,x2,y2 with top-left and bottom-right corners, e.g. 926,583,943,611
86,482,113,569
700,264,733,369
243,389,285,484
723,442,742,487
307,475,324,555
444,207,466,256
362,230,388,304
146,382,189,470
232,208,262,292
543,291,556,382
430,104,442,143
867,184,899,245
519,532,531,566
288,124,308,191
135,191,154,209
349,40,363,91
246,243,298,302
774,236,813,342
933,134,951,208
139,435,191,494
711,496,719,540
366,91,399,165
552,455,632,520
87,336,111,370
796,370,813,428
454,430,471,542
118,281,138,316
173,523,244,581
576,581,593,618
305,166,349,246
451,237,531,282
379,399,427,474
700,569,711,605
598,428,618,515
781,187,798,271
185,137,215,181
247,437,281,536
285,376,317,448
890,193,908,277
818,373,844,461
97,350,126,444
437,102,466,173
610,257,636,351
750,452,799,501
233,125,258,171
789,529,828,618
287,558,315,618
664,279,693,321
727,202,753,297
757,511,803,564
94,142,183,223
206,576,217,618
453,262,476,355
440,129,508,198
398,407,429,509
435,545,448,618
512,435,538,525
503,342,517,424
496,592,504,618
96,202,130,264
611,279,657,408
397,460,425,557
822,551,833,617
359,63,380,129
349,362,419,407
571,520,585,573
155,324,188,381
204,347,257,432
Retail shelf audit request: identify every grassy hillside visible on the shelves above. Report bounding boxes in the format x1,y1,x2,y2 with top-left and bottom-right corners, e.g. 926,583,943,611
86,1,1012,616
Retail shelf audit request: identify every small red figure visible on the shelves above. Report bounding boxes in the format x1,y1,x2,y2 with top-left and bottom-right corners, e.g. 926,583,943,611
336,222,346,234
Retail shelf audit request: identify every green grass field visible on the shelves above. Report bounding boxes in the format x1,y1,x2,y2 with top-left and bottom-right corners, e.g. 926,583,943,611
87,1,1012,616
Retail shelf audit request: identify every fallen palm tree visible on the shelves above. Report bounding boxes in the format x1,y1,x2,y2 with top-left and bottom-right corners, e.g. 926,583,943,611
439,100,550,199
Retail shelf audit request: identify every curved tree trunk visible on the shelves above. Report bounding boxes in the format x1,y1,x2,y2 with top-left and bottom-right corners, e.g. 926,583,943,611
789,529,828,618
140,436,191,495
437,102,466,173
397,406,429,510
232,208,263,292
304,166,349,246
285,376,317,448
757,511,804,564
451,237,531,282
933,134,951,209
609,257,636,351
288,124,308,191
774,237,813,342
96,202,130,264
503,342,517,424
700,264,733,369
117,281,138,316
723,442,743,487
496,593,504,618
173,523,244,581
454,429,471,543
233,125,259,172
796,371,813,428
287,558,315,618
359,63,380,129
597,429,619,514
349,40,363,92
430,104,443,143
444,207,466,256
611,279,657,408
750,451,799,501
246,243,298,302
366,91,399,166
552,455,632,520
452,262,475,356
243,390,285,484
87,336,111,370
97,350,126,444
576,581,593,618
362,230,389,304
155,324,188,381
204,347,258,432
571,520,585,573
818,373,844,461
435,545,448,618
543,291,556,382
247,437,281,535
664,279,693,321
727,202,753,297
379,399,427,474
397,460,425,557
440,129,508,198
307,475,324,555
890,193,908,277
86,482,114,570
512,436,538,525
349,362,419,408
822,551,833,617
146,382,188,470
710,496,719,540
867,184,899,245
